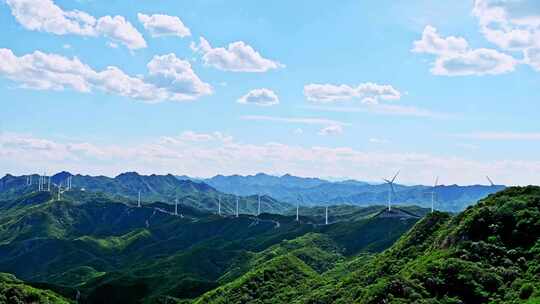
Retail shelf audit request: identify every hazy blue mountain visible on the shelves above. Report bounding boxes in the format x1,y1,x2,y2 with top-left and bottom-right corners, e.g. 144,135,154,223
201,173,505,212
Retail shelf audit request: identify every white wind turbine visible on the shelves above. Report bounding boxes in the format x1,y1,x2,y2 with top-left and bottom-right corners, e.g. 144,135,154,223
486,176,495,187
257,194,261,217
296,195,303,222
383,171,400,211
325,206,329,225
235,195,239,218
430,177,439,213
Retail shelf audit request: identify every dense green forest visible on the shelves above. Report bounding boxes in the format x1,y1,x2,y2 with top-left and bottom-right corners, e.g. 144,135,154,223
0,173,537,303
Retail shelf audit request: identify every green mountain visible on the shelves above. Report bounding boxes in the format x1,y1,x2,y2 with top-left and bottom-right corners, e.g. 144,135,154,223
193,186,540,304
0,273,70,304
0,189,424,303
0,172,292,215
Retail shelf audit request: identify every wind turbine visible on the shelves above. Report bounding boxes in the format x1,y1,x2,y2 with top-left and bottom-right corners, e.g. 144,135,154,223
257,194,261,217
325,206,329,225
486,176,495,187
57,184,65,201
218,195,222,216
383,171,400,211
235,195,239,218
296,195,304,222
175,197,179,216
430,177,439,213
138,191,141,208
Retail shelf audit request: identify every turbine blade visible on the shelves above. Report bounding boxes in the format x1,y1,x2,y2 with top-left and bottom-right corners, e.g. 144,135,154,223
434,176,439,187
391,170,400,183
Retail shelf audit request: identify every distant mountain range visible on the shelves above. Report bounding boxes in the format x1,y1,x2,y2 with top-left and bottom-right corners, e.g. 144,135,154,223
0,172,291,215
195,173,505,212
1,171,505,213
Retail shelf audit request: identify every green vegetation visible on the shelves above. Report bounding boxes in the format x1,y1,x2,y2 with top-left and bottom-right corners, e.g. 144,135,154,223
190,186,540,304
1,172,537,304
0,185,422,303
0,273,70,304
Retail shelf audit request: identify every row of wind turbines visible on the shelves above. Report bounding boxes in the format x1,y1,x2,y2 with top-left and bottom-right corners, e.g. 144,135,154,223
27,171,496,224
383,171,496,214
28,173,73,200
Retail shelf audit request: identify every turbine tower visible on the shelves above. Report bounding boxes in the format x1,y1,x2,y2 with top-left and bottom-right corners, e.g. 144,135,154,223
430,177,439,213
235,196,239,218
383,171,400,211
57,185,65,201
257,194,261,217
218,196,222,216
486,176,495,187
175,198,178,216
47,176,51,192
296,195,304,222
325,206,329,225
138,191,141,208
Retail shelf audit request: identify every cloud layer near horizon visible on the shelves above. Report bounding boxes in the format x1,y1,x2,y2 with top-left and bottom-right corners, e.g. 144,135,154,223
1,131,539,186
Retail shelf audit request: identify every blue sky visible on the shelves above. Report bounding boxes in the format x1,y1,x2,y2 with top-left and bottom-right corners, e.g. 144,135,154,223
1,0,539,185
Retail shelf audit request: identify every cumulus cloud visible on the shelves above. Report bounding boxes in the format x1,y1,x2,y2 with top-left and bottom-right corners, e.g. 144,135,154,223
0,48,211,102
412,25,469,55
137,13,191,38
146,53,213,100
191,37,284,72
2,131,539,185
237,88,279,106
412,25,518,76
6,0,146,50
6,0,96,36
471,0,540,71
95,15,147,50
304,83,401,104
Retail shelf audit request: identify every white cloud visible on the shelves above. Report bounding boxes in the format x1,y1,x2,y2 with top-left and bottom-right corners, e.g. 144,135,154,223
293,128,304,135
304,83,401,104
455,132,540,141
318,125,343,136
95,15,147,50
412,25,518,76
237,88,279,106
0,48,212,102
472,0,540,71
6,0,147,50
2,131,539,185
524,48,540,70
412,25,469,55
146,53,213,100
432,48,518,76
6,0,96,36
137,13,191,38
191,37,284,72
